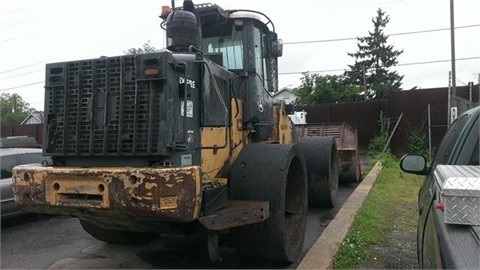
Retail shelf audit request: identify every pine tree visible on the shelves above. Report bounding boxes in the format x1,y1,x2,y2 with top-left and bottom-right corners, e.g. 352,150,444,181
345,8,404,99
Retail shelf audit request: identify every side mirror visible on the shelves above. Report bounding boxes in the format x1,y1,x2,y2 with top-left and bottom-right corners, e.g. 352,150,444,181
399,154,428,175
271,39,283,58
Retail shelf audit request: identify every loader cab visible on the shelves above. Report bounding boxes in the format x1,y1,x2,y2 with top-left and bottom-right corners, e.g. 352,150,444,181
201,11,283,93
162,4,283,141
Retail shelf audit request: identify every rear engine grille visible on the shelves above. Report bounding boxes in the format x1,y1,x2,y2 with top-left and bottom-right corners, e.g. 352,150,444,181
45,55,166,156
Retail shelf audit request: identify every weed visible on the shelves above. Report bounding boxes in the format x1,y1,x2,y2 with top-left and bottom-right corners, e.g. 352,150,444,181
408,129,428,157
334,230,370,269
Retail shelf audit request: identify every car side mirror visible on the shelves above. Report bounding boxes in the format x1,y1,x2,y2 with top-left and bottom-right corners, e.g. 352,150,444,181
400,154,429,175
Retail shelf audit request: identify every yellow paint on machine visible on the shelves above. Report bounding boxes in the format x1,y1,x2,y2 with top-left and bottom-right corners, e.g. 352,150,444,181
12,164,203,222
200,98,245,180
201,127,231,179
277,101,292,145
45,176,109,208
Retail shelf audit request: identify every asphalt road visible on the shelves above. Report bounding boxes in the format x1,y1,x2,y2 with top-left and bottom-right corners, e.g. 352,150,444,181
1,155,371,269
0,182,358,269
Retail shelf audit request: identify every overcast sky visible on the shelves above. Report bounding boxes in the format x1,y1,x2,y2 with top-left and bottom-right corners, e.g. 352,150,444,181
1,0,479,111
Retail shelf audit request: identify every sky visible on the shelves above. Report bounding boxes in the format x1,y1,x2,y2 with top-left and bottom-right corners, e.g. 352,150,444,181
1,0,479,111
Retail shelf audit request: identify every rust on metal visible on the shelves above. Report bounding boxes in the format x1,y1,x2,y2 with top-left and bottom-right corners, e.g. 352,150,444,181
198,200,269,231
12,164,202,223
273,101,292,144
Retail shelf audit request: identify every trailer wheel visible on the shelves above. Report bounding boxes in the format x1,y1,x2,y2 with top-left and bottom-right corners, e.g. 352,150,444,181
339,151,362,183
298,136,339,207
351,162,362,183
79,219,154,245
229,144,308,263
356,163,363,182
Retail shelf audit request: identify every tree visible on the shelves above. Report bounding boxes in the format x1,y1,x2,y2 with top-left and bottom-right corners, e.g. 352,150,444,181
0,93,37,125
293,73,363,105
124,40,159,55
345,8,404,99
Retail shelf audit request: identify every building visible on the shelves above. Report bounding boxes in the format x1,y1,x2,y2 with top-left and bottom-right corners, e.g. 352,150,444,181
20,113,43,125
272,88,296,104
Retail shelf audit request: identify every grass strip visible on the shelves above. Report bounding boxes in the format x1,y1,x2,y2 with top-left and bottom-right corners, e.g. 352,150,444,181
333,154,423,269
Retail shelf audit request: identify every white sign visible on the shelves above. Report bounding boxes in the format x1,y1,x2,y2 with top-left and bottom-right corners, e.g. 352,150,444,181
181,100,194,118
451,106,458,123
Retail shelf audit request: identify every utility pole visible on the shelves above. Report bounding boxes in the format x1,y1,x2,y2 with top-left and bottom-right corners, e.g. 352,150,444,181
448,71,452,128
12,94,18,113
428,104,432,161
450,0,456,96
363,65,368,101
468,81,473,102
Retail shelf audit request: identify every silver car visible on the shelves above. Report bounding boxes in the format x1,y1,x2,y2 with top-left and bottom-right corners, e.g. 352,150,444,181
1,142,50,218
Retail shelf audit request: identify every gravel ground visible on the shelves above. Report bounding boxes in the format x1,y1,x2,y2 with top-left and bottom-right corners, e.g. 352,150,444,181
357,219,419,268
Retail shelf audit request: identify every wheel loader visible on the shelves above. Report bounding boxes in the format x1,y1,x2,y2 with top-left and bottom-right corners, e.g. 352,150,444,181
12,1,339,263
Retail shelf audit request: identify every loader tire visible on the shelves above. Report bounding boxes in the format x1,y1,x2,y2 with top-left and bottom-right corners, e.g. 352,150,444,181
80,219,154,245
298,136,339,207
229,144,308,263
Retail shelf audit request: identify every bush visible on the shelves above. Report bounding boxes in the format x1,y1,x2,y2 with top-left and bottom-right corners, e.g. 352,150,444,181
368,134,387,154
407,129,428,157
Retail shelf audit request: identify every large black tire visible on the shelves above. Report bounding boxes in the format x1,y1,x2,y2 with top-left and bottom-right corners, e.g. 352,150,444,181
298,136,339,207
229,144,308,263
79,219,155,245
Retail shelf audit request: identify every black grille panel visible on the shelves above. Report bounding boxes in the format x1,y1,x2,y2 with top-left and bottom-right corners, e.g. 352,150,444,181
45,54,167,156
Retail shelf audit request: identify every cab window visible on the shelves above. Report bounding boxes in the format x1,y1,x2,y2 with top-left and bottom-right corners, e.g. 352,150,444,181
203,27,243,70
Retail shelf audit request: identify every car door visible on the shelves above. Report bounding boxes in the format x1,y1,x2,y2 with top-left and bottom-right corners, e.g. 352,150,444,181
418,113,471,268
432,113,479,269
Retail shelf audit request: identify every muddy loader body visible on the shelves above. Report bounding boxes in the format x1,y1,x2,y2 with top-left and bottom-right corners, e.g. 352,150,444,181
12,2,339,263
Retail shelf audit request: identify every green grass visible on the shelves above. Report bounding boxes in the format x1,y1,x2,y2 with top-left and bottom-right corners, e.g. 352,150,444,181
333,153,423,269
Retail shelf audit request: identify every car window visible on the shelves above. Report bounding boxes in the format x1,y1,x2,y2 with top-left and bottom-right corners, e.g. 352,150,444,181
1,169,12,178
470,140,479,165
1,149,45,179
456,114,479,165
431,114,470,167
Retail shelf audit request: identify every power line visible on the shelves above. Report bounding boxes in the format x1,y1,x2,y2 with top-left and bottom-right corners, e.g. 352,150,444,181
396,56,480,67
283,24,480,45
0,30,149,75
0,81,43,92
278,56,480,75
3,68,44,79
3,23,478,75
2,56,478,91
280,68,344,75
0,6,31,16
